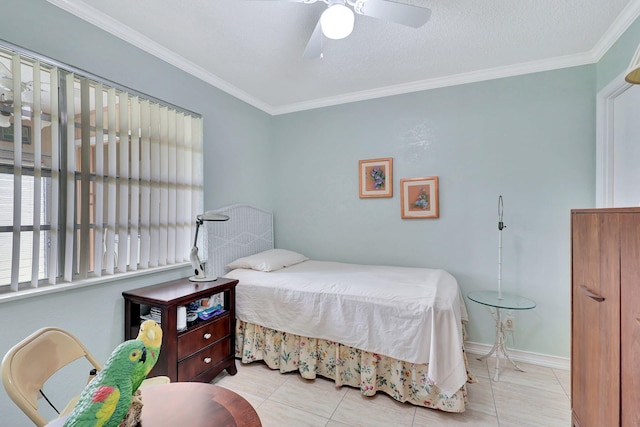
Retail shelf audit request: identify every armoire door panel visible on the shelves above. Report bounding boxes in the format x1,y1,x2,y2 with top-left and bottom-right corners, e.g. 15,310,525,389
621,213,640,426
571,212,620,427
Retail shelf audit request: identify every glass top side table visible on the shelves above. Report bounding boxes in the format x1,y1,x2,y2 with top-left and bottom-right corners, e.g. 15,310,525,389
467,290,536,381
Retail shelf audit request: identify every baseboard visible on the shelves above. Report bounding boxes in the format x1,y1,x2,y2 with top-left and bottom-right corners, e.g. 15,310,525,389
464,341,570,371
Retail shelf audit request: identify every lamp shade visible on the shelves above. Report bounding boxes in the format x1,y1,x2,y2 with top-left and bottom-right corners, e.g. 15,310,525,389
320,3,355,40
198,212,230,222
625,44,640,84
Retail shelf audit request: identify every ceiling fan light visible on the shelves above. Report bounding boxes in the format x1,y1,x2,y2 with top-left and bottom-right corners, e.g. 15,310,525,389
320,4,354,40
0,113,10,128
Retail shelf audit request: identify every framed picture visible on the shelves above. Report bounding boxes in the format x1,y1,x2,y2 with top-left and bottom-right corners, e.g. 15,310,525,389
359,157,393,198
400,176,439,219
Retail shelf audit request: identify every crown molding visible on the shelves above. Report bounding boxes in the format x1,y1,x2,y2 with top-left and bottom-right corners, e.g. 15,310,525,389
46,0,276,115
591,0,640,62
271,52,595,115
47,0,640,116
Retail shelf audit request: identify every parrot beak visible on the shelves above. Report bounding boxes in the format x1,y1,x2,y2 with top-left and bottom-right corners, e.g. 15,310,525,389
140,347,147,364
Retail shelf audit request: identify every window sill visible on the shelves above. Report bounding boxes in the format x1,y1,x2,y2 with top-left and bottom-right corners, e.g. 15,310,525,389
0,262,193,304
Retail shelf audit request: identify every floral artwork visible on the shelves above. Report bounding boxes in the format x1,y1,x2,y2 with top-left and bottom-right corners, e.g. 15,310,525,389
370,167,385,190
400,177,439,218
413,188,430,210
359,158,393,198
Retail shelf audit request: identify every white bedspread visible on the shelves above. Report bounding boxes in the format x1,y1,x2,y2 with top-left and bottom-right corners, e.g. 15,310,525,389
225,260,468,396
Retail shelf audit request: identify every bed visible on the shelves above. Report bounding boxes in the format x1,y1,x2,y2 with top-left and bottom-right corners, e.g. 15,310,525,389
205,204,474,412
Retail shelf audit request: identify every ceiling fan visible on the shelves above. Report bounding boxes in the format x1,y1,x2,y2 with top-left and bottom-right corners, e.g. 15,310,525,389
0,62,45,127
255,0,431,58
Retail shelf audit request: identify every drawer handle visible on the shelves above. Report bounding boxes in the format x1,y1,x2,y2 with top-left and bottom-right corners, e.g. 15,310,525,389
203,333,212,340
204,357,212,364
580,285,605,302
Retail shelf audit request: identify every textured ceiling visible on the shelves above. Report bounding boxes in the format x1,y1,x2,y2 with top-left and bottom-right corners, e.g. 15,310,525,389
48,0,639,114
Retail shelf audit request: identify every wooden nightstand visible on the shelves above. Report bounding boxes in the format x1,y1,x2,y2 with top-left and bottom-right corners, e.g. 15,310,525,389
123,277,239,383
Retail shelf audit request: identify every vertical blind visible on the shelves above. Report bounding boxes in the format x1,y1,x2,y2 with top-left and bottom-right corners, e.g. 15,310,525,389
0,45,203,293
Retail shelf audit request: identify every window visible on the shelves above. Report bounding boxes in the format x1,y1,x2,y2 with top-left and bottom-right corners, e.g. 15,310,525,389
0,44,203,294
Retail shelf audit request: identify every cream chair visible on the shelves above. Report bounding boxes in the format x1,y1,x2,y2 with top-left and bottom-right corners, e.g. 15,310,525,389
1,327,169,426
1,327,102,426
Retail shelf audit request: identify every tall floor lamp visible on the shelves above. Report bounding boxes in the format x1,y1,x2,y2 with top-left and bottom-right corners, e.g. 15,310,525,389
189,212,230,282
497,195,506,300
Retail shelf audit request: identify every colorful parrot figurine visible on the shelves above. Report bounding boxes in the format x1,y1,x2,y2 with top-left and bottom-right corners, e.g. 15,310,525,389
63,339,147,427
132,319,163,393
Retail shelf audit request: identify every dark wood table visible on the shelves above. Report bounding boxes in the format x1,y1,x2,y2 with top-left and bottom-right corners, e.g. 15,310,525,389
46,382,261,427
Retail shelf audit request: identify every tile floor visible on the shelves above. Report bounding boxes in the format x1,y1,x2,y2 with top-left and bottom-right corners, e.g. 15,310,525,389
213,354,572,427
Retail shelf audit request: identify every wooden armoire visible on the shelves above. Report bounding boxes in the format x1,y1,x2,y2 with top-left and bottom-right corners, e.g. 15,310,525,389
571,208,640,427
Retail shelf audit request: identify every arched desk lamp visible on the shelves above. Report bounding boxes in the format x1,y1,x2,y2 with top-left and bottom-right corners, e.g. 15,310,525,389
189,211,229,282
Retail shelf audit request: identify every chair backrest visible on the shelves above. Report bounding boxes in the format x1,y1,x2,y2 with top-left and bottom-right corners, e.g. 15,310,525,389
1,327,102,426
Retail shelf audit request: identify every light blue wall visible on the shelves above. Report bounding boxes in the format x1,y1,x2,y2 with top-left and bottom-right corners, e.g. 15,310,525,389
272,66,596,358
0,1,272,425
0,1,637,424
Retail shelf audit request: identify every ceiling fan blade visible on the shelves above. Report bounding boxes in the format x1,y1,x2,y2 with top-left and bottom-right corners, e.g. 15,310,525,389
0,78,13,92
358,0,431,28
0,63,12,79
303,19,323,59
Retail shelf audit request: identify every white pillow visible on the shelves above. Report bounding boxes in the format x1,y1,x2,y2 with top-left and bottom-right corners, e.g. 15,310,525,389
226,249,309,272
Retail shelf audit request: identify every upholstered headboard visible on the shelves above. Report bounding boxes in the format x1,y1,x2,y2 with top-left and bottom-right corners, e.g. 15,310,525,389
205,204,274,278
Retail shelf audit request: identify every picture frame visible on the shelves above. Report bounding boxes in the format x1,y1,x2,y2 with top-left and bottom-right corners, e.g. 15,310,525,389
359,157,393,198
400,176,439,219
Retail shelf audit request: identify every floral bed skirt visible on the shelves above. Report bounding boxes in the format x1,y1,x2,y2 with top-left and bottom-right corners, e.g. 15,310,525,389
235,320,474,412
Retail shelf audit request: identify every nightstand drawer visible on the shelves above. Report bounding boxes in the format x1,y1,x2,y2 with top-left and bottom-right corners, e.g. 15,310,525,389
177,314,230,360
177,338,230,381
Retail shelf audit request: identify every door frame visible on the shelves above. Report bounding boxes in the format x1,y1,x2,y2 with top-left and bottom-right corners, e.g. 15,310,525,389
596,70,634,207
